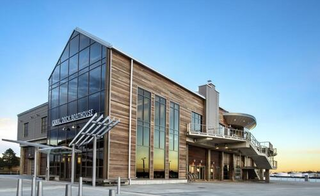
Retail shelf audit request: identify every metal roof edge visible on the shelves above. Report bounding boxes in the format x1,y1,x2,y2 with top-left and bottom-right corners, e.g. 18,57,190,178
17,102,48,117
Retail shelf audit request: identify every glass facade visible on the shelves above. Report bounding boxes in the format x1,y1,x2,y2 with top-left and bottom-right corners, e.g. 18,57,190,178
191,112,202,132
169,102,179,178
136,88,151,178
154,95,166,178
48,31,107,179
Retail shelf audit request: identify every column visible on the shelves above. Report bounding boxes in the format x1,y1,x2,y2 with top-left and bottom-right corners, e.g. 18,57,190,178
265,169,270,183
220,152,224,181
207,149,211,181
20,147,25,175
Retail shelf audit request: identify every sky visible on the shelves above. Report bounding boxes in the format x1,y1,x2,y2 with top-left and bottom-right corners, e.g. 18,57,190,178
0,0,319,172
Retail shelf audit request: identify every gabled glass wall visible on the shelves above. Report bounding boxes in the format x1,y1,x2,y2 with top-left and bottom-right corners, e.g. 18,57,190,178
48,31,107,179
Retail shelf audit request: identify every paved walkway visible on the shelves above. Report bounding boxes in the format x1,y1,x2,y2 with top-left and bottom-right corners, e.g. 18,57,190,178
0,176,319,196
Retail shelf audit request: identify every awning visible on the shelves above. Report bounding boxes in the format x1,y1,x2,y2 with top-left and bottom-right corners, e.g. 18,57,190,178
223,113,257,130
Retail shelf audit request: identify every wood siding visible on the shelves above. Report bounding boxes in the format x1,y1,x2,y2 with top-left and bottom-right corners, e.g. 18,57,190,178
108,49,205,179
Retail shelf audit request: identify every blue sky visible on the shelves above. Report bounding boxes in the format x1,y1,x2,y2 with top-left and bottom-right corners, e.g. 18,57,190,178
0,0,319,171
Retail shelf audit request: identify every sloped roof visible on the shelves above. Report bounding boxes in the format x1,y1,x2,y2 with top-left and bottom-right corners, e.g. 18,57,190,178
49,27,205,100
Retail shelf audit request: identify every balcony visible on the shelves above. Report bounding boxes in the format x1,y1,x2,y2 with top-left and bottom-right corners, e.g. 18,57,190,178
187,123,277,169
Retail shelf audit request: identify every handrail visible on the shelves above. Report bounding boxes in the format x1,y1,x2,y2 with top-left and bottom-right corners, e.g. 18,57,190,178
187,123,276,157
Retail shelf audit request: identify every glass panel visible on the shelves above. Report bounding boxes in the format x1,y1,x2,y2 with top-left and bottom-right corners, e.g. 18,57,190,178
68,78,77,102
160,131,165,149
101,63,106,89
169,151,178,178
78,97,88,112
174,133,178,151
169,133,173,151
59,82,68,105
170,108,174,130
78,73,88,98
52,65,60,84
69,54,78,75
143,127,149,146
50,129,58,146
143,98,150,123
137,126,143,146
61,44,69,62
155,102,159,126
90,43,101,64
60,104,67,118
60,60,68,79
89,66,101,94
89,92,99,113
154,148,165,178
68,101,77,115
80,34,90,50
154,130,159,149
136,146,149,178
102,46,106,58
137,95,143,121
160,104,165,127
70,35,79,56
79,48,89,70
52,87,59,108
100,91,105,112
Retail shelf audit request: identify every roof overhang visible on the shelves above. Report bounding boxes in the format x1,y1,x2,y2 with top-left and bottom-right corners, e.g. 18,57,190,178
223,113,257,130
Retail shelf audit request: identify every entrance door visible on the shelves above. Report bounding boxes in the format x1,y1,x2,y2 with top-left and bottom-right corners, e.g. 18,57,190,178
60,154,72,180
197,166,205,180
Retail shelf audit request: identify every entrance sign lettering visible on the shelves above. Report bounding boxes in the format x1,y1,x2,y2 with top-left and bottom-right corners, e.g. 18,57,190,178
52,109,94,127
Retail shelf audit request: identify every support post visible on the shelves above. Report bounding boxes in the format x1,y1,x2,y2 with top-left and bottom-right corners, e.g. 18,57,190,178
31,177,36,196
71,144,75,184
34,147,38,178
46,153,50,181
16,179,23,196
109,189,115,196
220,152,224,181
92,136,97,187
265,169,270,183
65,184,72,196
117,177,121,194
37,181,43,196
207,149,211,181
78,177,83,196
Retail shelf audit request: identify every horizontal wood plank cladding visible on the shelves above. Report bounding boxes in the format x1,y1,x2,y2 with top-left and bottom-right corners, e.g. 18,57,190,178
109,50,131,178
132,61,205,180
188,145,207,166
109,49,205,180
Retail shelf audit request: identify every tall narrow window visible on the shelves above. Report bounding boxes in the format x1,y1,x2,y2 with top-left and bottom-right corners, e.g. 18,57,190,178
191,112,202,132
169,102,179,178
154,95,166,178
23,123,29,138
136,88,151,178
41,117,47,133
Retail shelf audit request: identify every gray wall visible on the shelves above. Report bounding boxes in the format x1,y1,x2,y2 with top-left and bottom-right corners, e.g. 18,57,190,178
198,83,219,132
17,103,48,142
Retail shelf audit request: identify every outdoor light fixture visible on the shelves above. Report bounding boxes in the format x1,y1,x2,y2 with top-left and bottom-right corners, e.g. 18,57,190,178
72,125,76,129
225,144,228,149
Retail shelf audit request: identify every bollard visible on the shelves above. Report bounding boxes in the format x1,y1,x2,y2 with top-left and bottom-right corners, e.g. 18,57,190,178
109,189,115,196
37,181,43,196
65,184,72,196
117,177,121,194
31,177,36,196
16,179,23,196
305,174,309,182
78,177,83,196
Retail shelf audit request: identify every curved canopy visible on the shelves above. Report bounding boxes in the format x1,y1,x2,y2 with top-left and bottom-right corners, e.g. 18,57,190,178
223,113,257,130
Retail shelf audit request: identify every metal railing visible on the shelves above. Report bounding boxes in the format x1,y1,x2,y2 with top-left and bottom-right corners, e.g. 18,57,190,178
187,123,277,165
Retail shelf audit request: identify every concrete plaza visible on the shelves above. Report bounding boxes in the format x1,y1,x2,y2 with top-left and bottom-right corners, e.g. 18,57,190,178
0,176,319,196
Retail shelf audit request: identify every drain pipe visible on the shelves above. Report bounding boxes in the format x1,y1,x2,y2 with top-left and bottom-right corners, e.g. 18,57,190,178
128,59,133,183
